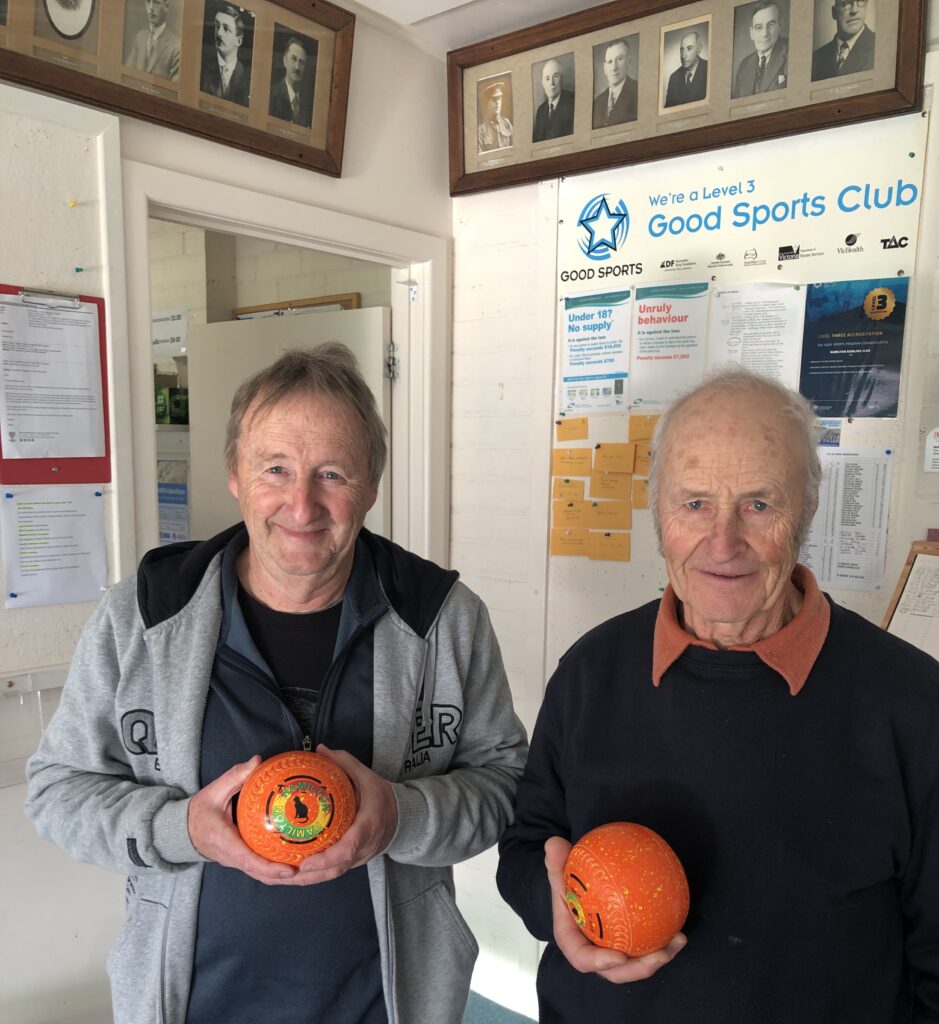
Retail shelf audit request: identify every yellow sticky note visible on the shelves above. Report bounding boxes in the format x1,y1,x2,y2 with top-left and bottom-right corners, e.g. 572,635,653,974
552,447,592,476
586,500,631,530
634,442,652,477
590,472,632,501
629,414,660,442
553,477,585,501
551,527,589,556
553,500,588,527
593,443,635,474
632,478,650,509
587,531,631,561
556,417,589,442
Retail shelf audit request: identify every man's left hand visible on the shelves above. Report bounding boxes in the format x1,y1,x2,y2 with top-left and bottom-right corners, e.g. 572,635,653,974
294,744,398,883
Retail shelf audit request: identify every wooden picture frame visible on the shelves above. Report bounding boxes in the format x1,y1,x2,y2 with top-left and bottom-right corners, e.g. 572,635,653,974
0,0,354,176
233,290,361,317
882,540,939,629
448,0,925,196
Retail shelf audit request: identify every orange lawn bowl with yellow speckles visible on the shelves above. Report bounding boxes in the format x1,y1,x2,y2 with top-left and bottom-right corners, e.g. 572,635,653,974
236,750,357,864
563,822,690,957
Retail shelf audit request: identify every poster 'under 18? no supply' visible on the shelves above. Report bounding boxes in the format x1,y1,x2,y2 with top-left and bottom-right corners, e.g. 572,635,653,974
560,291,630,412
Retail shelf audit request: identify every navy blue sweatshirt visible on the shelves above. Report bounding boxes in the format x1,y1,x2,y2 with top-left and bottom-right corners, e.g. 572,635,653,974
497,597,939,1023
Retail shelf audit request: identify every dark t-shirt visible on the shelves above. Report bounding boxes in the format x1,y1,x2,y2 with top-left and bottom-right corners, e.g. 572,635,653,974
186,545,386,1024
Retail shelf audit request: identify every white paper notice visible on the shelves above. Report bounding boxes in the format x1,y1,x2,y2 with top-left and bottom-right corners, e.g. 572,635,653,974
0,297,105,458
886,553,939,660
1,486,107,608
560,291,631,412
630,283,709,406
924,426,939,472
707,283,806,388
799,448,891,591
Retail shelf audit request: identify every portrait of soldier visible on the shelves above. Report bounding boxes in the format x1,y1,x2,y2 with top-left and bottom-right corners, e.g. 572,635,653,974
477,76,514,154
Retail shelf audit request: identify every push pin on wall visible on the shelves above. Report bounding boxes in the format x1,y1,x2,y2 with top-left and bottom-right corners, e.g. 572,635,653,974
67,200,78,208
74,267,84,273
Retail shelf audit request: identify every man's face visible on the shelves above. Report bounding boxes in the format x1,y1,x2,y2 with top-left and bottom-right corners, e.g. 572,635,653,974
542,61,562,101
604,43,629,87
214,11,241,59
283,42,306,86
145,0,169,28
749,5,780,53
832,0,867,39
656,391,806,645
228,392,378,607
487,92,502,117
679,33,701,68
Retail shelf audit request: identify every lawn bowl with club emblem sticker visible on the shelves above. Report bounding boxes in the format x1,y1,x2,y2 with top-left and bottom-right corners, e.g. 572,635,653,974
236,750,357,864
564,822,689,957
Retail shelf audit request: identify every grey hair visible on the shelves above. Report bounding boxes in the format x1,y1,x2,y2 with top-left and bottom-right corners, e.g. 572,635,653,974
224,343,387,486
647,365,822,551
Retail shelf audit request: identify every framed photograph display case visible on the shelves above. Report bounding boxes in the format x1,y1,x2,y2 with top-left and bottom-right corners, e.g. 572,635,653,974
448,0,924,195
0,0,354,176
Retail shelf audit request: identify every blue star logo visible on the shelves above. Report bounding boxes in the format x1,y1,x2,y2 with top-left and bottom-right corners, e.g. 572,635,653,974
578,194,629,262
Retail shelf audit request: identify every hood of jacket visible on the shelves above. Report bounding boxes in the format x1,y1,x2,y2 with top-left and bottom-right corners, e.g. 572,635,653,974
137,524,459,638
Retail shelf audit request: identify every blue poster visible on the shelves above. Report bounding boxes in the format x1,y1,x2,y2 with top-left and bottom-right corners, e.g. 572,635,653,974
799,278,908,418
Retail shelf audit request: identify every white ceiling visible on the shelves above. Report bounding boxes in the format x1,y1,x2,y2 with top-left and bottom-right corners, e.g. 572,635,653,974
351,0,593,60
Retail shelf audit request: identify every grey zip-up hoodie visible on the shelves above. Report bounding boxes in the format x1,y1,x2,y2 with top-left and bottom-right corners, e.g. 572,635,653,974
25,526,528,1024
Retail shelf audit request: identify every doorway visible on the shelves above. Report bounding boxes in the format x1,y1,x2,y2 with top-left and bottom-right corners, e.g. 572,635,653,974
122,160,451,571
147,219,394,545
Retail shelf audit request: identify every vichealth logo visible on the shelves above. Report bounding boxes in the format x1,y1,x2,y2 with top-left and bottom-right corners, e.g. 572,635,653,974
578,194,629,261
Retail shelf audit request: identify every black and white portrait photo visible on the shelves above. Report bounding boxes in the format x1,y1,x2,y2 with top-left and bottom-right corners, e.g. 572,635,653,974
661,20,711,109
269,25,317,128
477,74,514,154
41,0,96,41
812,0,875,80
123,0,181,81
731,0,789,98
200,1,255,107
591,35,639,129
531,52,575,142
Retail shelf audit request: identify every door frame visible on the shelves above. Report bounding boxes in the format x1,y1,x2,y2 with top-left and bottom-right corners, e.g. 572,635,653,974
122,159,451,566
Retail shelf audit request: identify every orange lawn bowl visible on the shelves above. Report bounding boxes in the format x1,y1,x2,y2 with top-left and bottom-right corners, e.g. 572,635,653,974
236,750,357,864
563,822,690,957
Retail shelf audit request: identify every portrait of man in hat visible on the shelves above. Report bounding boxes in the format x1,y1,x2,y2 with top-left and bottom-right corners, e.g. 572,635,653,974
477,75,514,154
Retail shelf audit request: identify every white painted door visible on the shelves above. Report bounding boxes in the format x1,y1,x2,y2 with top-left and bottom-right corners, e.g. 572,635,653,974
187,307,390,541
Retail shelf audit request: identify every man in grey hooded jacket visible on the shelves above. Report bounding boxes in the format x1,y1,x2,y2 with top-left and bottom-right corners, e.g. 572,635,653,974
26,344,528,1024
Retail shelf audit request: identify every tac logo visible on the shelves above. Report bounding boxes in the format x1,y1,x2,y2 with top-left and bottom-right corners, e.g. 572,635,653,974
778,244,800,261
715,252,726,261
577,194,629,262
880,235,908,249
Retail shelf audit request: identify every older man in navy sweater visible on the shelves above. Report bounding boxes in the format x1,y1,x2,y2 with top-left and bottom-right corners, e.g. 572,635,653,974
498,368,939,1022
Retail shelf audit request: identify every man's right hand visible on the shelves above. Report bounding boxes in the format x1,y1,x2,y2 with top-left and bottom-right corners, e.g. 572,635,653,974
188,756,301,885
545,836,686,983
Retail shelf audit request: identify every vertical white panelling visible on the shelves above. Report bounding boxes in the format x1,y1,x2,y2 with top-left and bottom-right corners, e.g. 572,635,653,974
0,89,127,1024
450,181,557,1018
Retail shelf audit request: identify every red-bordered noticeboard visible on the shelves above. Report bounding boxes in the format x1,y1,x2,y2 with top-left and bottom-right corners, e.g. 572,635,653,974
0,284,111,484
